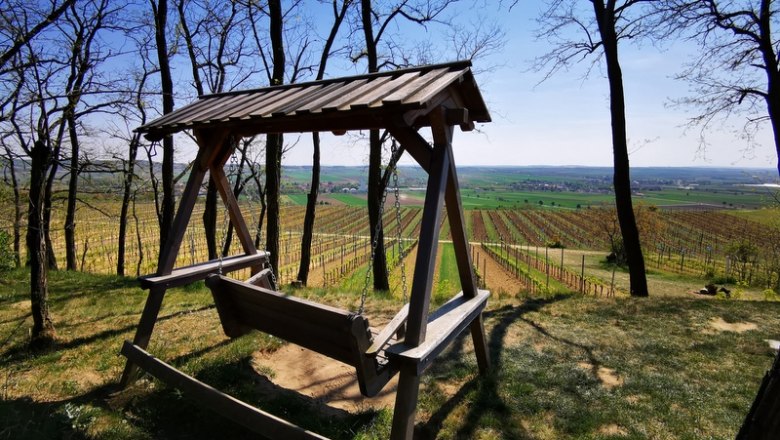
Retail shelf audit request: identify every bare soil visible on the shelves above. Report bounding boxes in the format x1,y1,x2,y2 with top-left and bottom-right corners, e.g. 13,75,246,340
475,245,524,297
251,345,399,413
709,317,758,333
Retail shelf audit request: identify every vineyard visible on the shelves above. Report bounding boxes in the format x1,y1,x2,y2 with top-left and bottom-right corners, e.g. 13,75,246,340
1,197,778,297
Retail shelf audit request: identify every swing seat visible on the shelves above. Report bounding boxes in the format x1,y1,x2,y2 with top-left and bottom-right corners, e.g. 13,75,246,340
205,274,396,397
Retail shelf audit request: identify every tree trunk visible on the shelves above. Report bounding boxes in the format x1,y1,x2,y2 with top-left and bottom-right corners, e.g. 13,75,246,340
594,0,648,297
64,115,79,271
152,0,175,266
118,133,140,276
360,0,389,290
297,133,320,284
265,0,284,280
27,140,56,344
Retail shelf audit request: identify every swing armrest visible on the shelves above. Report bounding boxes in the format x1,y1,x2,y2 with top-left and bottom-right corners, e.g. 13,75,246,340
366,303,409,356
386,290,489,375
139,252,269,289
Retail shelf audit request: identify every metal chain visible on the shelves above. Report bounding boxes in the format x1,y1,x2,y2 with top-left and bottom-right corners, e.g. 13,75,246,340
391,141,408,302
359,164,392,315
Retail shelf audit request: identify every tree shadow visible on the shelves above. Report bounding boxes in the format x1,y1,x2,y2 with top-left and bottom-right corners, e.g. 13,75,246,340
417,294,571,439
0,305,215,365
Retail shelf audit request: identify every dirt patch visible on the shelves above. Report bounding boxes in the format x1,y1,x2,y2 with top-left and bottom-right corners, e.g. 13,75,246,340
251,345,399,413
709,317,758,333
9,300,29,310
475,245,523,297
598,424,628,436
578,362,624,389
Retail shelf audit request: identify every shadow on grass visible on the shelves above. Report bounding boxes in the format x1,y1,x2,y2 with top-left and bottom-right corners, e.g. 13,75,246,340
417,294,572,439
0,305,215,366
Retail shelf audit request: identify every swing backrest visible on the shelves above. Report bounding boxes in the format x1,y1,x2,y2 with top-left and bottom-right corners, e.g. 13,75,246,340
206,274,371,364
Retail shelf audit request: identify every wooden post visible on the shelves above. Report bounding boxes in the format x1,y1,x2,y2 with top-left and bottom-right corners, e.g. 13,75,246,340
390,134,449,440
580,254,585,294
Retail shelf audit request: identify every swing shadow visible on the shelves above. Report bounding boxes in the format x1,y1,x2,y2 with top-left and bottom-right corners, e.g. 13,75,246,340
417,294,571,439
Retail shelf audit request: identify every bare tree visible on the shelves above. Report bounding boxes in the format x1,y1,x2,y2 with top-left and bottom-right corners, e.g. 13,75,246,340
658,0,780,177
149,0,176,266
178,0,254,260
297,0,353,285
534,0,650,296
0,0,77,70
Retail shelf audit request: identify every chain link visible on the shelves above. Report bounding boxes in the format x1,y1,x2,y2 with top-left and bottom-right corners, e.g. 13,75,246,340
391,141,408,303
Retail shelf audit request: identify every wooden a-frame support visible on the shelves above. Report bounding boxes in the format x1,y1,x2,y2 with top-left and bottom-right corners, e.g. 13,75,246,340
120,107,490,440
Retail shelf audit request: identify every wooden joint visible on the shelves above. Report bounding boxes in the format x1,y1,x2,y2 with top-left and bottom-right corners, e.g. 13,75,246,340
444,108,469,126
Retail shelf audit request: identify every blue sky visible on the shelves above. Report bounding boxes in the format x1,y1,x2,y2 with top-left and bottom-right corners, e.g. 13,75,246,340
275,1,776,170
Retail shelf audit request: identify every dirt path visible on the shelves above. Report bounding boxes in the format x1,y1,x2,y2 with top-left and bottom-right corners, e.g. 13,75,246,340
251,345,399,413
475,244,524,297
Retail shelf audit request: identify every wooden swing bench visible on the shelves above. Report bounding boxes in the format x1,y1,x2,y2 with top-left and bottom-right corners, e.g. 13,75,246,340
205,274,489,397
121,60,493,439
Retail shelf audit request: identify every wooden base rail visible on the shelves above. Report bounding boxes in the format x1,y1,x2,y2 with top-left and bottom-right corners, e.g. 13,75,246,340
121,341,328,440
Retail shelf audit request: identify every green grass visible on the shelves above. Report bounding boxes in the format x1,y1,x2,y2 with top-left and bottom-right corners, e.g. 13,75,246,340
328,193,367,206
2,268,778,439
435,244,461,304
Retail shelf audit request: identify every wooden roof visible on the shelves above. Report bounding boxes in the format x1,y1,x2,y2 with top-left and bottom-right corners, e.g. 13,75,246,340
137,60,490,141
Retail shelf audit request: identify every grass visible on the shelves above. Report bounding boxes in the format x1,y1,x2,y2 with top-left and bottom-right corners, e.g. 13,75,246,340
2,268,778,439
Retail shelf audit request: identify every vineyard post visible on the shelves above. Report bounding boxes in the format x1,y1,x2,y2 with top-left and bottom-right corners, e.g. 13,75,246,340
680,249,685,272
560,247,564,270
483,259,486,289
580,254,585,294
545,247,550,290
610,263,616,296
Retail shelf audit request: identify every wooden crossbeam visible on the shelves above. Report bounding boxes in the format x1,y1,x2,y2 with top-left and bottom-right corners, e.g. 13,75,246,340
139,253,269,289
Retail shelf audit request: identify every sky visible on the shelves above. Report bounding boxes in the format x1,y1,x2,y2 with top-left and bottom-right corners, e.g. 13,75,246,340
273,1,777,170
149,0,777,171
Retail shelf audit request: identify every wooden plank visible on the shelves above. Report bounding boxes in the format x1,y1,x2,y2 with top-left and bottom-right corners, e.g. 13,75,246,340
120,342,329,440
390,367,421,440
139,253,269,289
320,76,393,112
210,166,257,255
293,79,368,115
366,304,409,356
347,72,420,109
380,68,450,105
385,290,489,375
221,89,288,121
244,86,317,119
404,132,450,347
400,70,464,108
246,268,273,289
271,82,343,116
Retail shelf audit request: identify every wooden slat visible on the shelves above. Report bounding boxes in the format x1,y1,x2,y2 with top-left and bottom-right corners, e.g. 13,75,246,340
385,290,489,375
319,76,393,112
347,72,420,109
293,79,368,115
400,70,464,107
271,82,342,116
120,342,329,440
366,304,409,356
246,268,273,289
139,253,269,289
221,89,287,121
245,86,317,119
380,68,450,105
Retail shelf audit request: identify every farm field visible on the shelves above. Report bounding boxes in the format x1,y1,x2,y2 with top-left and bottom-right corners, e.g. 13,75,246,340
2,196,778,298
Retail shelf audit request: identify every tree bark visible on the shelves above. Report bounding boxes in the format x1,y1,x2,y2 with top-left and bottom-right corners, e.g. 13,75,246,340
593,0,648,297
152,0,175,265
118,133,140,276
64,114,79,270
27,140,56,344
297,133,320,284
360,0,389,290
265,0,284,279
